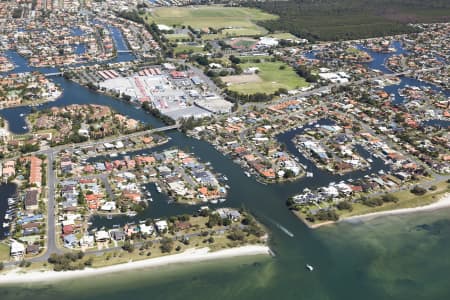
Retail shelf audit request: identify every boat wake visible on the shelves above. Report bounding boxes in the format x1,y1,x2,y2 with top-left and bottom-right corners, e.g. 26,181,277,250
267,218,294,237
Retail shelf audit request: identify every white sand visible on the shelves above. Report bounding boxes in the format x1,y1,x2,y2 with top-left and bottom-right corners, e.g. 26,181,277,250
0,245,270,284
342,193,450,223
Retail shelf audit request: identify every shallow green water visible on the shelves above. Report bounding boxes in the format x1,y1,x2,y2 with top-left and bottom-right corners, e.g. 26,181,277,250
2,207,450,300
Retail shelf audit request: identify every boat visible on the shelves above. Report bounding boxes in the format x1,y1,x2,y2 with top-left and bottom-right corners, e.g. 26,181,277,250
22,126,27,130
107,214,113,220
367,158,373,163
149,198,153,202
225,184,230,189
219,198,226,203
109,153,118,158
210,199,218,204
306,172,314,178
222,175,228,181
126,211,137,217
3,223,9,228
244,171,251,178
19,113,24,117
306,264,314,272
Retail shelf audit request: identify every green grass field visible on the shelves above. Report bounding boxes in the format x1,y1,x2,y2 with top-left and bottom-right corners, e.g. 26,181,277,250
144,6,277,39
174,44,205,55
226,61,309,94
165,33,191,42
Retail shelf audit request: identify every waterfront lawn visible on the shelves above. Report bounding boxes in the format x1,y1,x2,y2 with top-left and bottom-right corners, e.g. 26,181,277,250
144,6,277,38
293,180,450,227
88,234,261,268
226,61,308,94
0,243,9,261
339,181,450,219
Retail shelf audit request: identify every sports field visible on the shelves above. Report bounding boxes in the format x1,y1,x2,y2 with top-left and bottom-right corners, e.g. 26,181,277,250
224,61,309,94
145,6,277,38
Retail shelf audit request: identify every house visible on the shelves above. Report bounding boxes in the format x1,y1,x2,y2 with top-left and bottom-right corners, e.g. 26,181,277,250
24,189,39,211
63,234,78,248
139,224,154,236
26,244,40,255
95,230,110,242
109,229,126,241
155,220,168,233
79,235,95,248
10,241,25,258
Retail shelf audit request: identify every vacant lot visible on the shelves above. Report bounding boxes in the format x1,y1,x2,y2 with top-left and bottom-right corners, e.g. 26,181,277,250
145,6,277,38
222,74,262,85
225,61,308,94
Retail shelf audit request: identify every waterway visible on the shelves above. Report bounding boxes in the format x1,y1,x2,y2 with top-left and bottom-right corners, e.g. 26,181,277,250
0,37,450,300
0,183,17,238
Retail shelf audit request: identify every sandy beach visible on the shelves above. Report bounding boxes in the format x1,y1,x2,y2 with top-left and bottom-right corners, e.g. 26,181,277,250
342,192,450,223
0,245,271,284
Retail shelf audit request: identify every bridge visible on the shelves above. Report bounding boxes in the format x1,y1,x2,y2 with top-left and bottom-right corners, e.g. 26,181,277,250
44,72,63,77
41,123,180,155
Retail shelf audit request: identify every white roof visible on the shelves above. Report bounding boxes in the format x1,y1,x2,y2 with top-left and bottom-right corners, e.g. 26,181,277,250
11,241,25,254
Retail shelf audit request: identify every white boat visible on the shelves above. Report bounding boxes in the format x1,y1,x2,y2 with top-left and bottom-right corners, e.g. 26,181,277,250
222,175,228,181
219,198,226,203
22,126,27,130
367,158,373,163
210,199,218,204
306,172,314,178
126,211,137,217
306,264,314,271
109,153,118,158
3,223,9,228
19,113,24,117
244,171,251,178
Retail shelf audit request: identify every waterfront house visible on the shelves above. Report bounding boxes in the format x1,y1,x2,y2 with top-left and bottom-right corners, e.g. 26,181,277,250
63,234,78,248
10,241,25,258
24,189,39,212
155,220,168,233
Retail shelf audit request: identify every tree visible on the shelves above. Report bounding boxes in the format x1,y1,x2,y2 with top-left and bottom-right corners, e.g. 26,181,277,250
160,237,174,253
122,240,134,253
381,194,399,203
411,186,427,195
337,200,353,211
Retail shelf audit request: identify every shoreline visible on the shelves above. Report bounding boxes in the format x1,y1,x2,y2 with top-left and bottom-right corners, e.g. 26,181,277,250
303,192,450,229
341,192,450,223
0,245,271,284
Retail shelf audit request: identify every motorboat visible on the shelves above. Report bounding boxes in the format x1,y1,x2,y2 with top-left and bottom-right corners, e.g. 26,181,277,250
306,264,314,271
3,222,9,228
126,211,137,217
306,172,314,178
244,171,251,178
